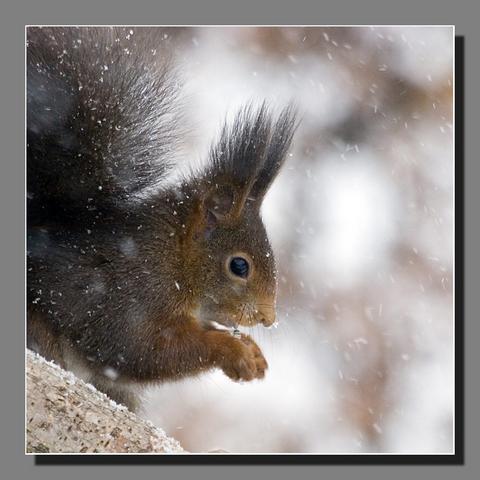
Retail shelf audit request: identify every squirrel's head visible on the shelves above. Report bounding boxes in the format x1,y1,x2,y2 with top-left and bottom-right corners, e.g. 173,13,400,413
175,104,296,330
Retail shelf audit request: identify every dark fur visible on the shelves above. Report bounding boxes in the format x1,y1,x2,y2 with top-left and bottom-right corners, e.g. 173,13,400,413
27,27,296,411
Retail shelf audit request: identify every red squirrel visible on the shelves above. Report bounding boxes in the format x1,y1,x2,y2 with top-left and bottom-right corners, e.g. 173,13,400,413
27,27,297,412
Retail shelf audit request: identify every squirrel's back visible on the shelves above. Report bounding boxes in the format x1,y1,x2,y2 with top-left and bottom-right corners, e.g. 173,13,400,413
27,27,180,224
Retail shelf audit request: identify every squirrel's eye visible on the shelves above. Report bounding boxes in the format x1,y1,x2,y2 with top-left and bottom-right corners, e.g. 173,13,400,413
229,256,249,278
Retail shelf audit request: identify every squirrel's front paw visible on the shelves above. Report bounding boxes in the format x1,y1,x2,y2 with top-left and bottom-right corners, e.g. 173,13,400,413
220,333,268,382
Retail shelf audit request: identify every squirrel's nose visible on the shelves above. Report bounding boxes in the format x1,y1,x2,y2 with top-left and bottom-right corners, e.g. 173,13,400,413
259,310,276,328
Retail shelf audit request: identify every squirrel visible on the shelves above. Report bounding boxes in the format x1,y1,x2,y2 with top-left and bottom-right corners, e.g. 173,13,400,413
27,27,296,412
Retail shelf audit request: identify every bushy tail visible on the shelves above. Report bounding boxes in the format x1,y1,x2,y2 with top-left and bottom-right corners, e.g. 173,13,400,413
27,27,181,223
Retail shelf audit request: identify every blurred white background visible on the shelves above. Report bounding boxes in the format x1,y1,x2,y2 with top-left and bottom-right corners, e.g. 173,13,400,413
143,26,454,454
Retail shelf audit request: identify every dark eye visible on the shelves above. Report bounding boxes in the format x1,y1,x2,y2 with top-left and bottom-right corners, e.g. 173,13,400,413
229,256,249,278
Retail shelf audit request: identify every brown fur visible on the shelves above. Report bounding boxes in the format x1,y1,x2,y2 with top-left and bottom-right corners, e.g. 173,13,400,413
27,27,296,412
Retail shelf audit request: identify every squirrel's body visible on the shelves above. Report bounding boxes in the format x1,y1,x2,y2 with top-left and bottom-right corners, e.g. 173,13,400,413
27,27,296,411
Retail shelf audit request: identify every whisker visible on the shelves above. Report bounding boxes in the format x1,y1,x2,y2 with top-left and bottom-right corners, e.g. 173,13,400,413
238,303,247,328
255,302,313,315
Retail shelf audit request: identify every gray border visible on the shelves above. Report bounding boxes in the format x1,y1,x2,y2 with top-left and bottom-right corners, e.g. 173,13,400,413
1,1,478,479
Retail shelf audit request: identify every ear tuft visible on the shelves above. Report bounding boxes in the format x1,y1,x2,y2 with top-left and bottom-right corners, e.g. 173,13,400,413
206,103,297,211
208,103,272,192
250,105,298,199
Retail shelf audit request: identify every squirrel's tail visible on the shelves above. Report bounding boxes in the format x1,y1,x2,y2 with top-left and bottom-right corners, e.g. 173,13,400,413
27,27,181,223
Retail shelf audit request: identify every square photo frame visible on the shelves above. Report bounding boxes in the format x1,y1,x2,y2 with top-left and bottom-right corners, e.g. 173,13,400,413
25,25,462,464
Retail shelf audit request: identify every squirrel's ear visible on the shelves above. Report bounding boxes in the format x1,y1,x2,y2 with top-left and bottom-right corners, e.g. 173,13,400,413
206,104,271,215
199,104,297,227
185,184,237,241
203,185,236,221
249,105,297,202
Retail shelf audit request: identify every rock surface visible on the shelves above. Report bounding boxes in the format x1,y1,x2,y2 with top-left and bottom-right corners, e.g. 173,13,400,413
26,349,184,454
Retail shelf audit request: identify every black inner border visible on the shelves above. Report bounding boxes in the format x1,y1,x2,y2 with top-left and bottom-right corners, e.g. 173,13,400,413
35,34,465,466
